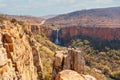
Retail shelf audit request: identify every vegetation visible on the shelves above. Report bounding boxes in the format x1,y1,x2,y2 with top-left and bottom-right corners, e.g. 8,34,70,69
111,71,120,79
10,18,25,26
34,33,61,80
69,39,120,80
0,14,8,22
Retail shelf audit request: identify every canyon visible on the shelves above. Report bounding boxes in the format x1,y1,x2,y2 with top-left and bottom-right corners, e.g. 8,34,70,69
50,26,120,49
0,6,120,80
44,7,120,49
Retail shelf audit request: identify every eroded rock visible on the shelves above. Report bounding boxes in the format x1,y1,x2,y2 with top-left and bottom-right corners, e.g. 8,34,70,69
53,48,85,79
0,21,38,80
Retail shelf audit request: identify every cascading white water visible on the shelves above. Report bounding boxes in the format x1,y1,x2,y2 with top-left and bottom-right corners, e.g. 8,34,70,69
55,29,60,44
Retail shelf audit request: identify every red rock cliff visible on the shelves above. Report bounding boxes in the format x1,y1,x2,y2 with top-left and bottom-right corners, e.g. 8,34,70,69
60,26,120,44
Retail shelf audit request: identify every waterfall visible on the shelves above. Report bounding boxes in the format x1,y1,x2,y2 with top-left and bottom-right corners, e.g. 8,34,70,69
55,29,61,45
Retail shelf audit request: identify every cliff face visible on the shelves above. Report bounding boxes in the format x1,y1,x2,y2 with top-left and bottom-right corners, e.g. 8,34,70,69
52,27,120,48
29,24,53,37
60,26,120,41
0,20,39,80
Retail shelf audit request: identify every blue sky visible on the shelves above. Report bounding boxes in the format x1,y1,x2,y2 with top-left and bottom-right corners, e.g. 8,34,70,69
0,0,120,17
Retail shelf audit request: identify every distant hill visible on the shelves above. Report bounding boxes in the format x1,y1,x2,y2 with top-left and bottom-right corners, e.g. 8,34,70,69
5,15,43,24
42,15,58,19
46,7,120,28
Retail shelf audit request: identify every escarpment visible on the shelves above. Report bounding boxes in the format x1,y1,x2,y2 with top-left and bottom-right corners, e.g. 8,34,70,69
49,26,120,49
45,7,120,49
21,21,120,49
0,19,42,80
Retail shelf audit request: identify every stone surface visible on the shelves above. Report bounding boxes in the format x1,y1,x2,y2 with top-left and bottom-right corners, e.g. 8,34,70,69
84,75,97,80
55,70,86,80
0,20,39,80
0,47,7,67
53,48,85,79
54,51,64,67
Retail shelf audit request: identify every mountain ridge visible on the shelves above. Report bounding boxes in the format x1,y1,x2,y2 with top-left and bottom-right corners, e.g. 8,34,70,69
46,6,120,28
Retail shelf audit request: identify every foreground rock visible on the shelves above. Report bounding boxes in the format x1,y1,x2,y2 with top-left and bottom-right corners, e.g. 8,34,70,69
53,48,97,80
84,75,96,80
55,70,97,80
55,70,86,80
53,48,85,79
0,19,43,80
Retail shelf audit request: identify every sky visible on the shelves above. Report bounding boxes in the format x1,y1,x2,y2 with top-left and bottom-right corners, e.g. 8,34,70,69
0,0,120,17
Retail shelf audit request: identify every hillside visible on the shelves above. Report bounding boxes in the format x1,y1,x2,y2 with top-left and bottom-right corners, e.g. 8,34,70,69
46,7,120,28
5,14,43,25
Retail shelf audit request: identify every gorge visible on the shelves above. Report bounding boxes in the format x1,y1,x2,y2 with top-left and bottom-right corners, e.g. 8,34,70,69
0,6,120,80
48,26,120,50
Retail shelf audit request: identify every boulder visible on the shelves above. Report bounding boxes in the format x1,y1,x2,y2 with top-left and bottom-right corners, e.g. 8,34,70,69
0,47,7,67
55,70,86,80
84,75,97,80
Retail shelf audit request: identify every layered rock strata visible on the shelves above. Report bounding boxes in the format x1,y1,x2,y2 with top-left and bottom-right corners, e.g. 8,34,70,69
0,20,42,80
53,48,85,79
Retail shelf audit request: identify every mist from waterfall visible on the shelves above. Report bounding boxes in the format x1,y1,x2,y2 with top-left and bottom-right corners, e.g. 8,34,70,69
55,29,61,45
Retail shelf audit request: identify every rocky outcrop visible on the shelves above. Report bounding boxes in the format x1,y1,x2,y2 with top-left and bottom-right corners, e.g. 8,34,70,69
84,75,97,80
53,48,98,80
53,48,85,79
0,20,39,80
55,70,97,80
55,70,86,80
30,24,53,37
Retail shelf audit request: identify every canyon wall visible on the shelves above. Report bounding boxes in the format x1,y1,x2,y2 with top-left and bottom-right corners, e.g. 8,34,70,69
49,26,120,49
0,20,44,80
60,26,120,43
24,24,120,49
30,24,53,37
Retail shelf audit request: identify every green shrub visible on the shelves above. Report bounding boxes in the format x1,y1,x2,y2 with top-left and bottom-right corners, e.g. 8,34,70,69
17,21,24,26
83,40,90,45
103,66,111,74
111,71,120,79
11,18,24,26
0,14,7,22
11,18,17,23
